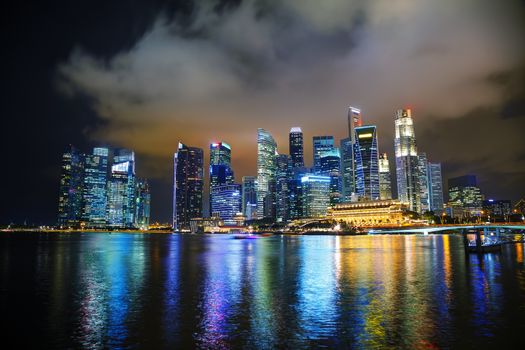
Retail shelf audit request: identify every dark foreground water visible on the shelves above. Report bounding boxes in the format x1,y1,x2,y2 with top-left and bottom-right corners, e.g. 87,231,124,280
1,233,525,349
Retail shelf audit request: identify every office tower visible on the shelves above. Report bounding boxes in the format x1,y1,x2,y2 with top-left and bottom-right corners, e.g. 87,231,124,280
301,174,331,217
482,199,511,217
210,141,231,166
82,147,109,228
275,154,291,222
417,153,430,213
448,175,484,214
394,108,421,212
134,178,151,229
288,167,308,220
107,149,136,228
211,184,242,225
57,145,84,227
340,138,354,201
354,125,380,200
209,142,234,214
242,176,257,220
173,143,204,230
378,153,392,200
312,136,334,173
257,128,277,219
348,106,363,142
428,162,444,213
320,148,341,205
289,127,304,168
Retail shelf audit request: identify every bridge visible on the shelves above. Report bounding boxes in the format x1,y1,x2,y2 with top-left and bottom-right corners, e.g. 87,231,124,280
367,224,525,235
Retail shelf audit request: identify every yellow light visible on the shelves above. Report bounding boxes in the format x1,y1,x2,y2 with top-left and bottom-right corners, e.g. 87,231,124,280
358,133,373,138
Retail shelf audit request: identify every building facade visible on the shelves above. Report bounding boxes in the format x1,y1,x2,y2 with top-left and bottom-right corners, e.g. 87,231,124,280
301,174,330,218
378,153,392,200
242,176,257,220
354,125,380,201
82,147,109,228
134,178,151,229
107,149,136,228
319,148,341,206
256,128,277,219
57,145,84,227
211,184,242,225
275,154,290,222
312,136,334,174
417,153,430,213
428,162,444,213
289,127,304,168
329,199,409,227
448,175,484,215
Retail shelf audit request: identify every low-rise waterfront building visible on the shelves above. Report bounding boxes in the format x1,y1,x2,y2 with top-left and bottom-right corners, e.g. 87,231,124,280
328,199,409,226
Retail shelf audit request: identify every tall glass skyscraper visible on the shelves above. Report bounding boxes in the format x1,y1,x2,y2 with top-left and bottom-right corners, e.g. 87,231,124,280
211,184,241,225
354,125,380,200
301,175,331,218
82,147,109,228
57,145,84,227
209,142,234,215
288,167,308,220
275,154,291,222
134,178,151,229
173,143,204,230
340,137,354,201
312,136,334,174
379,153,392,200
417,153,430,213
257,128,277,219
394,109,421,212
428,162,444,213
289,127,304,168
319,148,341,205
242,176,257,220
107,149,136,228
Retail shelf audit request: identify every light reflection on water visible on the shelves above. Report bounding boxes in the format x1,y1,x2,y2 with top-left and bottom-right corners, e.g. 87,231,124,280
1,233,525,348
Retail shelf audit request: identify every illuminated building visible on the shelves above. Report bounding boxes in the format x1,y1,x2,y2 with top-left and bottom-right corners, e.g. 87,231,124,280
288,167,308,220
210,141,231,166
301,174,330,218
515,199,525,215
276,154,291,222
209,142,234,214
210,184,242,225
340,106,363,201
447,175,484,215
82,147,109,228
417,153,430,212
289,127,304,168
319,148,341,205
482,199,511,217
107,149,136,228
354,125,380,200
57,144,84,227
328,200,409,227
394,108,421,212
173,143,204,230
378,153,392,200
256,128,277,219
242,176,257,220
428,162,444,213
312,136,334,174
134,178,151,229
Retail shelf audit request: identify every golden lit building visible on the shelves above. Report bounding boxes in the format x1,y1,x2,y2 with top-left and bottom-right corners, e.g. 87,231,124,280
328,199,409,227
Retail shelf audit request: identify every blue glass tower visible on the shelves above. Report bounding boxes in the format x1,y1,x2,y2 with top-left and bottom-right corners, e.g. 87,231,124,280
57,144,84,227
82,147,109,228
312,136,334,174
354,125,380,200
211,184,242,225
107,149,136,228
319,148,342,205
135,178,151,229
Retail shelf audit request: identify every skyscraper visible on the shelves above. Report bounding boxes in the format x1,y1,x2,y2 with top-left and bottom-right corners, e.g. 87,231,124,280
448,175,483,214
134,178,151,229
394,109,421,212
173,143,204,230
209,142,234,214
428,162,444,213
319,148,341,205
82,147,109,228
289,127,304,168
301,174,331,218
107,148,136,228
57,144,84,227
211,184,242,225
340,107,363,202
256,128,277,219
288,167,308,220
275,154,291,222
354,125,380,200
417,153,430,213
312,136,334,173
242,176,257,220
379,153,392,200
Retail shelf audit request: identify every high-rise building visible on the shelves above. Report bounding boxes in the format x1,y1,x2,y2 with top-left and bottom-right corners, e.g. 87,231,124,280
378,153,392,200
82,147,109,228
134,178,151,229
209,142,234,214
289,127,304,168
340,137,354,201
210,141,231,167
348,106,363,141
417,153,430,213
482,199,511,217
57,145,84,227
448,175,484,214
173,143,204,230
211,184,242,225
394,109,420,212
312,136,334,174
288,167,308,220
301,174,331,218
428,162,444,213
354,125,380,200
256,128,277,219
107,149,136,228
320,148,341,205
242,176,257,220
275,154,291,222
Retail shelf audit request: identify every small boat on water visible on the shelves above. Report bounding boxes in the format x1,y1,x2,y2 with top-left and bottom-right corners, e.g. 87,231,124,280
233,234,258,239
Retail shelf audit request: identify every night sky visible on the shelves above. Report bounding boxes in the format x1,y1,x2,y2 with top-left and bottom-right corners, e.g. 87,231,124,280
2,0,524,225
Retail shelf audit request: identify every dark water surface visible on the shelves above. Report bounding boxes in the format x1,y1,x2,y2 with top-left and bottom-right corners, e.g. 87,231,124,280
2,233,525,349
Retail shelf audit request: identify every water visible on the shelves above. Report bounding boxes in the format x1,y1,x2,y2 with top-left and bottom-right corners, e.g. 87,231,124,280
1,233,525,349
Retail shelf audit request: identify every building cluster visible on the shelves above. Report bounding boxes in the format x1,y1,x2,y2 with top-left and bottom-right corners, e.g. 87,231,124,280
173,107,448,230
57,145,150,229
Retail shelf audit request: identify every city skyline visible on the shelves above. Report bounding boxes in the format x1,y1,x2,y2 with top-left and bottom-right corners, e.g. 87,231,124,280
2,0,524,225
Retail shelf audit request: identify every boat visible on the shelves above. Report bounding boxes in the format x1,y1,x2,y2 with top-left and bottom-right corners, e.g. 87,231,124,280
233,234,258,240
